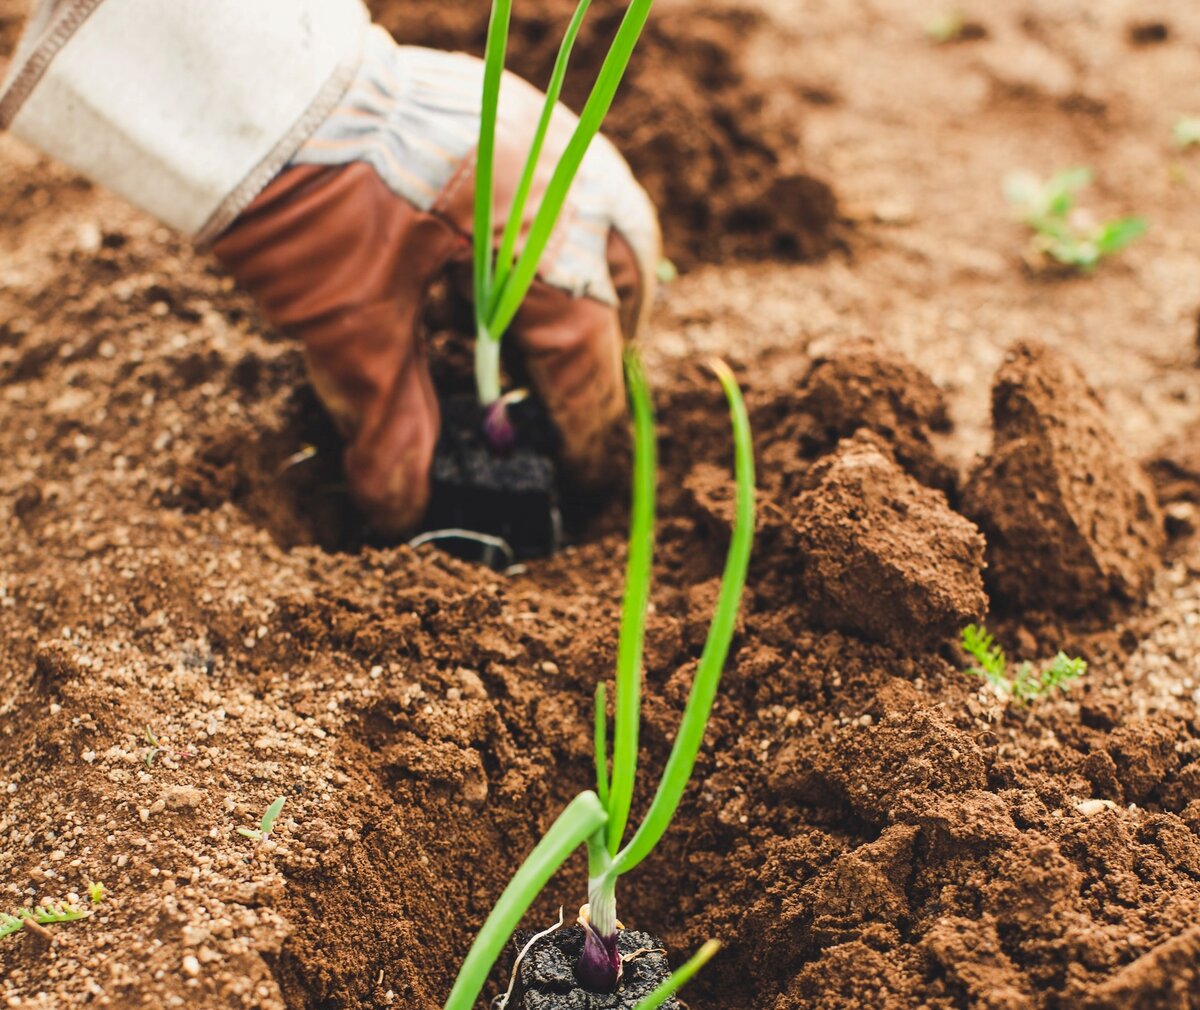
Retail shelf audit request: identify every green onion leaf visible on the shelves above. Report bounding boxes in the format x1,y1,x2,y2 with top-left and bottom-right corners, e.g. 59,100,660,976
442,792,609,1010
613,359,755,876
474,0,514,329
594,681,611,807
606,351,657,854
488,0,657,339
492,0,595,305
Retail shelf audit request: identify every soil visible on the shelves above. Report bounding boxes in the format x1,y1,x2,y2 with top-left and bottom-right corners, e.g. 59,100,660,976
425,395,561,564
3,1,1200,1010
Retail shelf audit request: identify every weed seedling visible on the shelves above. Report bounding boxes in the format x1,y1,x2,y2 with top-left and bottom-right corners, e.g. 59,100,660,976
0,901,90,941
144,726,159,769
472,0,656,444
442,356,755,1010
87,881,105,906
961,624,1087,705
925,11,965,43
1173,118,1200,150
236,795,286,842
1004,167,1147,273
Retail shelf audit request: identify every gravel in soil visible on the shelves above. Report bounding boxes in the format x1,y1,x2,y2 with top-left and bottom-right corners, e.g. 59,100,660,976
2,1,1200,1010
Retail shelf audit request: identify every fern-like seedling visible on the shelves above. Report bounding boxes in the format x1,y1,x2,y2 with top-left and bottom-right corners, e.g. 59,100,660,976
0,902,91,941
961,624,1087,706
237,795,286,841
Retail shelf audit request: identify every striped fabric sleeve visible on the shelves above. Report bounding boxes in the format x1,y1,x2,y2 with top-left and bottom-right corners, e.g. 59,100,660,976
291,26,660,308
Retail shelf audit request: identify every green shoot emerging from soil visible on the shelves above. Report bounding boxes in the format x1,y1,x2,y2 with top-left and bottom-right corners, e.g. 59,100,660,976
961,624,1087,706
442,357,755,1010
1004,167,1147,272
0,901,90,941
473,0,655,422
925,11,965,44
237,796,286,842
1173,118,1200,150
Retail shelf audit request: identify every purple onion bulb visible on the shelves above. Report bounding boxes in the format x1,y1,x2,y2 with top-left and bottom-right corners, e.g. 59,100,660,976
576,919,621,993
482,398,518,453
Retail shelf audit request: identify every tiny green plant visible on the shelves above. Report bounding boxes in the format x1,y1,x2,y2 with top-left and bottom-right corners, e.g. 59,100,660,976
0,901,90,941
87,881,105,905
144,726,159,768
472,0,656,444
961,624,1087,705
1004,167,1147,272
925,11,965,43
1172,117,1200,150
236,795,286,841
442,356,755,1010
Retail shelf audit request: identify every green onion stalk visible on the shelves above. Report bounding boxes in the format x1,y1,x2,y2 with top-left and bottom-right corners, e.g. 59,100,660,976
473,0,655,448
442,356,756,1009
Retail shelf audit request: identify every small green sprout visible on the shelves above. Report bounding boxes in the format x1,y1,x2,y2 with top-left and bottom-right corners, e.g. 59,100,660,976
87,881,105,906
144,726,160,768
961,624,1087,705
442,357,753,1009
1172,117,1200,150
0,902,90,941
236,795,286,841
926,11,965,43
1004,167,1147,272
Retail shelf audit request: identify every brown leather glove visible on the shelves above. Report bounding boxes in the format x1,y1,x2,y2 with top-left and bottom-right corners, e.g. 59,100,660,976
212,40,656,537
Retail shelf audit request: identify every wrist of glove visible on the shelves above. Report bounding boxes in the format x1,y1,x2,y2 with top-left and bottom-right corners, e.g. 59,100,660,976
213,34,658,535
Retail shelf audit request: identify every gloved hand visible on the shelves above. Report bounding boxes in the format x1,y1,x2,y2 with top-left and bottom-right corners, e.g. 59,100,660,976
0,5,659,536
213,32,659,534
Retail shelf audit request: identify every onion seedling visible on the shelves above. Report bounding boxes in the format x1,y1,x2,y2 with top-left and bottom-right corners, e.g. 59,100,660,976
443,357,755,1010
473,0,656,445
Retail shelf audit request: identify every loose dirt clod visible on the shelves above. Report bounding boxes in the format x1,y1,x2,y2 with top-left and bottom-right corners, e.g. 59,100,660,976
789,432,987,651
755,340,957,503
964,341,1164,615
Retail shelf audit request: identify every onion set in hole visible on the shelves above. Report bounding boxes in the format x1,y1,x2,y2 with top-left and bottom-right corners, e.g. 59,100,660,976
442,355,757,1010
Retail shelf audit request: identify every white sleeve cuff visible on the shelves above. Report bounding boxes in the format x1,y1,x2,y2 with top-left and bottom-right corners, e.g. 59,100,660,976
0,0,368,242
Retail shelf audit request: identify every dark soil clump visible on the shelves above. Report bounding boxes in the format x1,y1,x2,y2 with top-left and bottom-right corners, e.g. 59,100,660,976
755,341,958,504
424,395,562,563
513,926,677,1010
964,341,1164,615
789,432,987,651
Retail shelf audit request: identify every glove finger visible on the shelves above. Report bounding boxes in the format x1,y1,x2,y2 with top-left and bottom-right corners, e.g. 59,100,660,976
214,163,459,534
329,303,440,536
509,278,625,491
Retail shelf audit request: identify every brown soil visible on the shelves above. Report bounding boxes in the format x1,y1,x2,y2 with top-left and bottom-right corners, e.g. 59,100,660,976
3,2,1200,1010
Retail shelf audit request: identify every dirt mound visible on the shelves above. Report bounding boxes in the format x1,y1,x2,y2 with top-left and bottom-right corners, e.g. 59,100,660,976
789,432,987,651
964,341,1164,615
756,340,957,500
367,0,841,269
